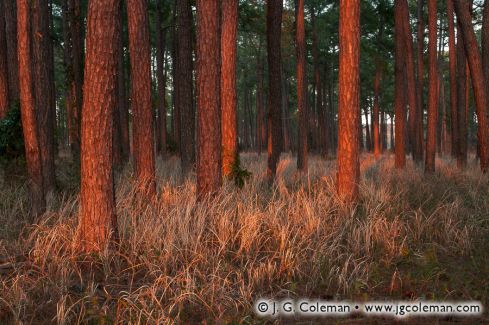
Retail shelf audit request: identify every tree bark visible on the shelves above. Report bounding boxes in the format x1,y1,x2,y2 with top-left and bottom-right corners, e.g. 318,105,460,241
5,1,19,104
394,0,407,169
453,0,489,172
456,17,468,168
176,0,195,174
116,0,129,163
32,0,56,192
0,1,9,119
415,0,425,162
296,0,307,171
127,0,156,196
78,0,118,253
373,62,381,159
337,0,360,202
221,0,238,177
266,0,283,179
156,0,167,157
196,0,221,198
17,0,45,218
447,0,458,159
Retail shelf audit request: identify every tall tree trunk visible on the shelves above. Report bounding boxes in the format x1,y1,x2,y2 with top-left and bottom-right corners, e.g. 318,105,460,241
453,0,489,172
447,0,458,159
17,0,45,217
373,62,382,159
112,0,124,167
266,0,283,179
395,0,407,169
156,0,167,157
256,44,264,156
400,0,418,159
5,1,19,104
196,0,221,198
78,0,118,253
364,107,371,151
221,0,238,177
425,0,438,173
127,0,156,196
415,0,425,162
117,2,130,162
32,0,56,192
296,0,307,171
456,18,468,168
176,0,195,174
337,0,360,202
0,1,9,119
171,0,180,153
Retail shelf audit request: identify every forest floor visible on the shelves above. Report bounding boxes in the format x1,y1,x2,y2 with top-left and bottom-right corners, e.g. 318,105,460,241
0,152,488,324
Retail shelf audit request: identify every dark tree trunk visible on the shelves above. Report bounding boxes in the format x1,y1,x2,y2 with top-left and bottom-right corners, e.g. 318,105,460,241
395,0,407,169
78,0,118,253
156,0,167,157
447,0,458,159
0,1,9,119
296,0,307,171
453,0,489,172
176,0,195,174
196,0,221,198
256,44,264,156
117,2,130,162
337,0,360,202
127,0,156,196
221,0,238,177
5,1,19,104
456,17,468,168
373,62,382,159
17,0,45,218
32,0,56,192
415,0,425,162
266,0,283,179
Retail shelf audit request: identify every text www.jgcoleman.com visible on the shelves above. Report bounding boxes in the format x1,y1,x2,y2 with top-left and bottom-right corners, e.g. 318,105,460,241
254,299,483,319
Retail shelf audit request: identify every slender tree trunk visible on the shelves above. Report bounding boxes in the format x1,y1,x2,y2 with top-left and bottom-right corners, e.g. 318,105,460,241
364,107,371,151
171,0,180,153
266,0,283,179
447,0,458,159
176,0,195,174
17,0,45,218
78,0,118,252
415,0,425,162
456,18,468,168
394,0,407,169
296,0,307,171
425,0,438,173
32,0,56,192
127,0,156,196
256,45,264,156
221,0,238,177
196,0,221,198
5,1,19,104
454,0,489,172
373,63,381,159
337,0,360,202
0,1,9,119
156,0,167,157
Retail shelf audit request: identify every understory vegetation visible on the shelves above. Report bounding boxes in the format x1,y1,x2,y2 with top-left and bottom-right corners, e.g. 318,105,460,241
0,153,488,324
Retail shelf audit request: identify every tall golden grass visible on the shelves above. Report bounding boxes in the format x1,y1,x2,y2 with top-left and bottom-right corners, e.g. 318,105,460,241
0,153,488,324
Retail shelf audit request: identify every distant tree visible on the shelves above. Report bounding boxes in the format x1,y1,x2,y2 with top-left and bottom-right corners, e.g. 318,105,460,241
453,0,489,172
127,0,156,196
456,12,468,168
266,0,283,179
0,0,8,119
78,0,118,252
32,0,56,192
447,0,458,159
415,0,425,163
176,0,195,174
394,0,406,169
117,2,130,162
4,1,19,104
17,0,45,217
425,0,437,173
221,0,238,178
196,0,221,198
155,0,167,157
337,0,360,202
296,0,308,171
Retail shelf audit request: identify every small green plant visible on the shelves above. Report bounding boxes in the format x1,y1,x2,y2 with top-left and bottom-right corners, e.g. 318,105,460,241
229,154,251,188
0,103,24,166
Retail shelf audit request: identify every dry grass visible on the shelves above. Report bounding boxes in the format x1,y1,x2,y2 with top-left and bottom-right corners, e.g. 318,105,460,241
0,153,488,324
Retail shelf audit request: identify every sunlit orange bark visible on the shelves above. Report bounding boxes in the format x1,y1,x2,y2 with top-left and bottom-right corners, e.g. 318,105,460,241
337,0,360,202
0,1,8,119
127,0,156,195
296,0,307,171
221,0,238,177
394,0,407,169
